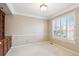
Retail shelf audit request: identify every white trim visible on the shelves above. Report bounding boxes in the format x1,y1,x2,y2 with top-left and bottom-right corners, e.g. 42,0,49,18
6,3,15,15
14,12,47,20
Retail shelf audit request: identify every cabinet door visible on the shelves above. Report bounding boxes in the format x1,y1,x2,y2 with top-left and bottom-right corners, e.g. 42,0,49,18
0,10,5,40
0,14,3,40
3,39,8,55
2,15,5,38
0,40,3,56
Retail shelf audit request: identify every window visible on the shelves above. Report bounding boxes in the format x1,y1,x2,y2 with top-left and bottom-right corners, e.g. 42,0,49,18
67,13,76,40
53,18,61,39
52,11,76,43
60,16,67,39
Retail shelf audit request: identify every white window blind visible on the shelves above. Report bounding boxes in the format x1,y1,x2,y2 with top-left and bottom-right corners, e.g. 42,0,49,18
52,11,76,43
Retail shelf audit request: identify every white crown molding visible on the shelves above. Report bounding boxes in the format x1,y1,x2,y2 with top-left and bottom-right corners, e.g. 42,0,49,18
14,11,47,20
49,4,79,20
6,3,15,15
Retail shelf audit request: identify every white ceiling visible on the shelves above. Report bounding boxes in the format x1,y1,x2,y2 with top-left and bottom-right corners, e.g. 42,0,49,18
1,3,79,19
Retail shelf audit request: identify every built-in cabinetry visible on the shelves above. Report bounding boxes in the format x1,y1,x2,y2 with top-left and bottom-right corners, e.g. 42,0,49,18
3,36,12,56
0,9,12,56
0,40,4,56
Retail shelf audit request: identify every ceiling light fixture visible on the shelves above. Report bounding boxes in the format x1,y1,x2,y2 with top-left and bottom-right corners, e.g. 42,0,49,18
40,3,48,11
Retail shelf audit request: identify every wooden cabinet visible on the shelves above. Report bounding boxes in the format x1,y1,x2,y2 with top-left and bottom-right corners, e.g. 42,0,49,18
0,9,12,56
0,40,4,56
3,37,12,56
3,39,8,55
0,37,12,56
0,10,5,40
0,9,5,56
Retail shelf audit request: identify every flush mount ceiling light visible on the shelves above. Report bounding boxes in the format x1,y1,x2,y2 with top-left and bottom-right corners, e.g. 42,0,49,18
40,3,48,11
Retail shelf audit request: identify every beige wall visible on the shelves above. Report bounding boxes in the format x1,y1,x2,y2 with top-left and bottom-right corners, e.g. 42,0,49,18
5,15,48,46
5,7,79,53
48,7,79,53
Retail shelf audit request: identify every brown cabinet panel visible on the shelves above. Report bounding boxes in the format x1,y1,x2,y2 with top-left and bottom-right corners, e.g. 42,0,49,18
0,40,3,56
0,9,12,56
3,39,8,55
0,10,5,40
3,37,12,56
0,9,5,56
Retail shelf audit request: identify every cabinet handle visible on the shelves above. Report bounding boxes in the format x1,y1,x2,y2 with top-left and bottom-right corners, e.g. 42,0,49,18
0,42,2,44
